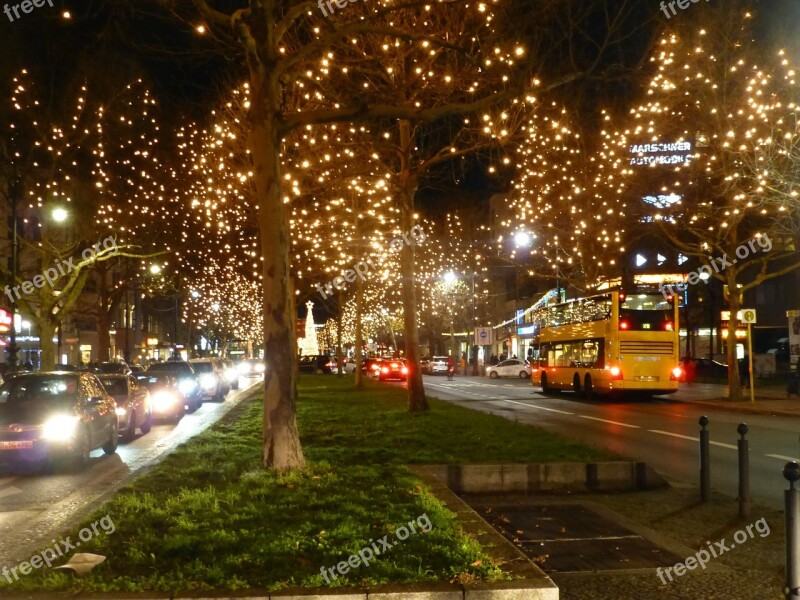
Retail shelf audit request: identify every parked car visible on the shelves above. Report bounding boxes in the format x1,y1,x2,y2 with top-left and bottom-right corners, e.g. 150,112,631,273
237,358,266,377
299,355,334,374
431,356,450,375
0,372,118,470
146,361,202,412
138,374,185,422
189,359,229,401
221,358,240,390
486,359,531,379
97,374,152,442
343,359,357,374
377,359,409,382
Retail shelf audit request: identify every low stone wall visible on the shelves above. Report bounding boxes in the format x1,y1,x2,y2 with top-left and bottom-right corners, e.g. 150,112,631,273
421,462,667,494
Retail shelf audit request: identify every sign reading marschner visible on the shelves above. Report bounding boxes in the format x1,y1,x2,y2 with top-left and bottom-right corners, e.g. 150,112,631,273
629,141,693,167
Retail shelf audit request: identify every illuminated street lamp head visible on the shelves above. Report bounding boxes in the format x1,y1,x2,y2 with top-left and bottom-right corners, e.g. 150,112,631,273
698,271,710,281
149,264,162,275
51,207,68,222
443,271,458,285
514,231,533,248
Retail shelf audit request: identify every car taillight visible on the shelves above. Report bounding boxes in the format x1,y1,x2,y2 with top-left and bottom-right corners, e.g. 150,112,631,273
381,367,389,374
619,320,629,330
607,365,623,380
664,321,674,331
671,366,683,380
401,366,408,374
391,363,399,368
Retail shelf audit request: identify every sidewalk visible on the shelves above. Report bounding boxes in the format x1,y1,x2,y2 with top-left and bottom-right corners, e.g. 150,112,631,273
671,381,800,417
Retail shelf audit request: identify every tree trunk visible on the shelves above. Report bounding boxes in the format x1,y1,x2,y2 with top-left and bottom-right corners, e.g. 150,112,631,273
250,87,305,471
39,313,57,371
336,291,344,376
398,120,428,412
725,272,742,401
96,266,111,362
354,276,364,388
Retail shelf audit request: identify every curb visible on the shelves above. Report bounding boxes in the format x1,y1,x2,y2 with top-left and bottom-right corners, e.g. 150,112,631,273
671,397,800,418
420,462,666,494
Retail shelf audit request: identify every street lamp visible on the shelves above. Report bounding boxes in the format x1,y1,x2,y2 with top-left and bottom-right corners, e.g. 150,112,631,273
51,207,68,222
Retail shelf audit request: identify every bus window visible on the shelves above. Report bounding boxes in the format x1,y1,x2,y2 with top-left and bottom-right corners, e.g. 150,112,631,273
619,293,674,331
576,339,604,368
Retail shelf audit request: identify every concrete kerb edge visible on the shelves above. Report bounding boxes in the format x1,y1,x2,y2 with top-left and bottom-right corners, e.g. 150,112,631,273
425,462,667,494
671,397,800,418
409,465,560,599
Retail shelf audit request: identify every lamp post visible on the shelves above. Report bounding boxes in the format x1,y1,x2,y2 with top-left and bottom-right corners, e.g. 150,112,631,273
6,183,19,372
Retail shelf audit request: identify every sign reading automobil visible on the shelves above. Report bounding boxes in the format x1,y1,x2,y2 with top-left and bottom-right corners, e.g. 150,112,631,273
0,309,10,333
629,140,693,167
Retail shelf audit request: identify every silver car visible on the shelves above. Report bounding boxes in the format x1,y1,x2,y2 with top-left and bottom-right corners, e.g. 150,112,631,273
98,375,152,442
431,356,450,375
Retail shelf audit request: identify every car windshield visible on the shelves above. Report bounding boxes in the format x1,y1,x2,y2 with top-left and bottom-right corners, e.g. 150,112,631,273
191,362,213,373
100,378,128,396
142,375,171,389
96,363,126,373
0,376,78,408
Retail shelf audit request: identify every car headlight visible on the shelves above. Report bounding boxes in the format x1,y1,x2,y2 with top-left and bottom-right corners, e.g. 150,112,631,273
178,379,196,394
237,363,250,374
225,368,238,382
200,373,216,389
255,363,265,373
41,415,80,442
152,390,179,411
115,407,127,417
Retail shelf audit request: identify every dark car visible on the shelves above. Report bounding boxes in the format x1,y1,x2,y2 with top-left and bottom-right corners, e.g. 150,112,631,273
299,355,334,374
97,375,152,442
139,374,185,423
94,362,132,376
377,359,408,382
0,372,118,471
361,358,383,377
189,359,229,401
681,358,729,382
146,361,202,412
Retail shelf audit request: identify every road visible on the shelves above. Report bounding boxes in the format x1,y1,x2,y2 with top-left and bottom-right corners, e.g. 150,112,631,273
0,376,262,565
421,375,799,511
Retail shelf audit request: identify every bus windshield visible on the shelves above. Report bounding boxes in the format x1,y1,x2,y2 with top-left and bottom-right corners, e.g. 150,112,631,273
619,294,674,331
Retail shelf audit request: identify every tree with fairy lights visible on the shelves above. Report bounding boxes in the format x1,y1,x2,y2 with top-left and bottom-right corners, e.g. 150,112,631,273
152,0,652,470
600,3,800,399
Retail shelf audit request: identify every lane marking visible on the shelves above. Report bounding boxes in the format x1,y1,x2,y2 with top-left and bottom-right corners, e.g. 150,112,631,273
710,441,738,450
766,454,800,462
0,486,22,499
579,415,639,429
500,399,574,415
649,430,698,442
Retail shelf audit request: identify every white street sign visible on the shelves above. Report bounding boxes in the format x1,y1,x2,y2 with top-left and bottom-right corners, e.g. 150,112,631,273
474,327,493,346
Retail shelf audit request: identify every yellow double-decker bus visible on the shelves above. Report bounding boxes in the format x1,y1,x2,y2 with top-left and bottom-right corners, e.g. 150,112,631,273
530,290,682,398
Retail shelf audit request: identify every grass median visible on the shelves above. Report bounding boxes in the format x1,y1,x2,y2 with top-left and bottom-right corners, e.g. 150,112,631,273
2,376,612,593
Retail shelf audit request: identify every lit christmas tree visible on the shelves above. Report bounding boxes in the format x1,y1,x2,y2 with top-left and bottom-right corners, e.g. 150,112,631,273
299,301,320,356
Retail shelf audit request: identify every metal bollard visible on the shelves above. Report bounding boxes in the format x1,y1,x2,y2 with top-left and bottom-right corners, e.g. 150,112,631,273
784,462,800,599
699,416,710,503
737,423,750,518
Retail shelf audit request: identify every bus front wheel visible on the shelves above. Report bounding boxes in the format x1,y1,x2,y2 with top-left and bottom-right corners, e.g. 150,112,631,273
540,372,551,394
584,375,596,401
573,374,582,397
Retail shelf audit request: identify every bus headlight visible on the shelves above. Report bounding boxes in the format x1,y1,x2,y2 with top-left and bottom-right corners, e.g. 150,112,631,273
42,415,80,442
